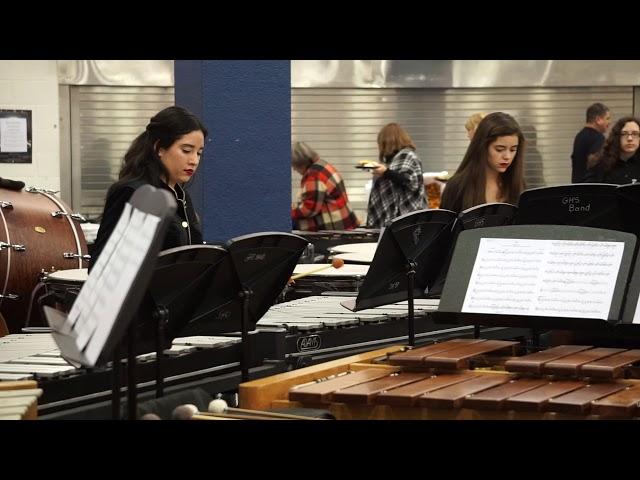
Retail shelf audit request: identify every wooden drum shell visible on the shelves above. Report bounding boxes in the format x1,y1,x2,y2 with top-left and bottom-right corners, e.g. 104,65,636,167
0,188,87,333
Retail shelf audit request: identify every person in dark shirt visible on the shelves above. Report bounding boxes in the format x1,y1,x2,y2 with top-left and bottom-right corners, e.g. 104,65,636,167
440,112,526,213
91,106,207,269
571,102,610,183
583,116,640,185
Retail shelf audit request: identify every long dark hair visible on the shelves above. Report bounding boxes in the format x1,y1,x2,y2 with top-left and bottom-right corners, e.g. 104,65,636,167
116,106,208,187
592,116,640,172
449,112,526,210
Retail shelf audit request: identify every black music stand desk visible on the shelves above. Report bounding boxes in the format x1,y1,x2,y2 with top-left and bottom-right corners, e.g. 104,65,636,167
341,209,457,345
434,224,637,334
150,232,308,382
515,183,623,230
43,184,176,418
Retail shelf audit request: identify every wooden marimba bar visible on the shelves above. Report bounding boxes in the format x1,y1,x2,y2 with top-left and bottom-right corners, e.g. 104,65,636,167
239,339,640,419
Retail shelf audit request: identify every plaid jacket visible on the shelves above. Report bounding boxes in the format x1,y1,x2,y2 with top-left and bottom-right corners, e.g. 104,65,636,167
366,148,427,227
292,159,359,231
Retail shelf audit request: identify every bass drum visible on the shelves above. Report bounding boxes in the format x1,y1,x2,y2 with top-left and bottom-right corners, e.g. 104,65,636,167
0,187,89,333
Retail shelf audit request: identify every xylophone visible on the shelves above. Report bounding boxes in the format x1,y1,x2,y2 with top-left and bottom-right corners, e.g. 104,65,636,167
255,296,528,369
0,331,285,419
239,339,640,419
0,380,42,420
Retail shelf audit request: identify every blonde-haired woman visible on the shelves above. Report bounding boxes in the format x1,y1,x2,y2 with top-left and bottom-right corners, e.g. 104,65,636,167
366,123,427,227
465,112,487,140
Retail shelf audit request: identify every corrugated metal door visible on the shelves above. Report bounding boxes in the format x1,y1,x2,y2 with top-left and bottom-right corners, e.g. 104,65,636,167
70,86,174,218
292,87,633,222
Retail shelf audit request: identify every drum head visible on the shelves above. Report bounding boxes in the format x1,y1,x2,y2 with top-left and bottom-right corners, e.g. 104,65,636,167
47,268,88,283
328,242,378,254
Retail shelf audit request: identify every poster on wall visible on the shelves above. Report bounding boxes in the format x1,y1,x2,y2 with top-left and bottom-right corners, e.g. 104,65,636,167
0,110,32,163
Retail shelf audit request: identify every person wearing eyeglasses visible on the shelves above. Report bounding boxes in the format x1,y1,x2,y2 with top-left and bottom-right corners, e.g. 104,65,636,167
583,116,640,185
571,103,611,183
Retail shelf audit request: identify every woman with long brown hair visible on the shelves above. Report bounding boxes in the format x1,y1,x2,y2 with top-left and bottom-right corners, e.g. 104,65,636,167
440,112,526,213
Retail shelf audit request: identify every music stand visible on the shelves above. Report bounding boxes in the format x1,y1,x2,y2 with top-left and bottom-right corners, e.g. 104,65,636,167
43,185,176,419
514,183,623,230
224,232,308,381
428,202,518,300
341,209,457,346
147,245,243,340
138,244,242,397
434,224,636,337
616,183,640,237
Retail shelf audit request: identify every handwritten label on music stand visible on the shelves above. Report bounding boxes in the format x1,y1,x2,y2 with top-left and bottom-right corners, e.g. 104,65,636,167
462,238,624,320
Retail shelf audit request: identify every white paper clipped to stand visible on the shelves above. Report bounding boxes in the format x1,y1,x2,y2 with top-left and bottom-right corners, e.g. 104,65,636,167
47,202,161,367
633,298,640,324
461,238,624,320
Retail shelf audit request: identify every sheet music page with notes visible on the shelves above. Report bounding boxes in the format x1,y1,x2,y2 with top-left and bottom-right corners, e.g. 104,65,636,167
633,298,640,324
461,238,624,319
48,202,161,367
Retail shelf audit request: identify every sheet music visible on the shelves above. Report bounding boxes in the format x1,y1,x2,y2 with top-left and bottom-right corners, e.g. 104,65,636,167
462,238,624,319
46,201,161,367
633,297,640,324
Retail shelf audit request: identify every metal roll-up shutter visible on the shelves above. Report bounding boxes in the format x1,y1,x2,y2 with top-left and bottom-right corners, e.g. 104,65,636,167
70,85,174,218
292,87,633,223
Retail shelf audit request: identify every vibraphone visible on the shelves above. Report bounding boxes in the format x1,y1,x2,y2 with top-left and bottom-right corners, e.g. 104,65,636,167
0,331,286,419
255,296,527,369
239,339,640,419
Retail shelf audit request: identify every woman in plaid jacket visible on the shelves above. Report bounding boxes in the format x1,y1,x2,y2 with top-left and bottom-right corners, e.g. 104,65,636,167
291,142,359,231
366,123,427,227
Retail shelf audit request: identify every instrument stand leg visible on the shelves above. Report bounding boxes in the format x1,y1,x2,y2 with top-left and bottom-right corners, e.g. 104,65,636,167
127,323,138,420
239,287,253,383
474,325,481,339
530,328,541,351
405,261,417,347
111,344,121,420
153,305,169,398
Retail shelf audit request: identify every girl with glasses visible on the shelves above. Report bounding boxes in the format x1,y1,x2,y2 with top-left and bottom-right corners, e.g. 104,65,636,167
583,116,640,185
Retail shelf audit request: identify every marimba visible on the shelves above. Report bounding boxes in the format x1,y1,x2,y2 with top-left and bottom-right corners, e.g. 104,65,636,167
239,339,640,419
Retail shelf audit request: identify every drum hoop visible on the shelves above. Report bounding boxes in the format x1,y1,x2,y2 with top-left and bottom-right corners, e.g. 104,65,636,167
39,191,83,269
0,206,10,303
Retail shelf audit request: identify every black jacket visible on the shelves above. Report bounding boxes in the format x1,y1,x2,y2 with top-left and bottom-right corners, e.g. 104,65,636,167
582,152,640,185
90,178,203,270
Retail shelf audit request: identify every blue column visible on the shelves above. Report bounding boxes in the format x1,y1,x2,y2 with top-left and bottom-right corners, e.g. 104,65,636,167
175,60,291,243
